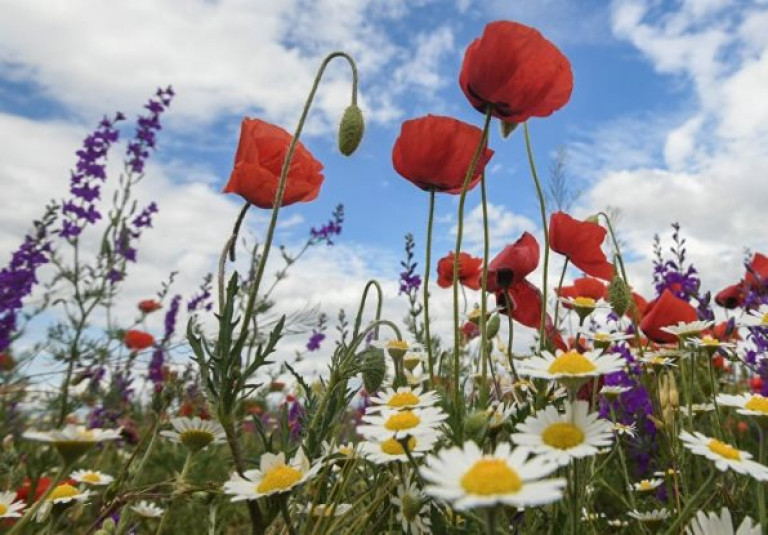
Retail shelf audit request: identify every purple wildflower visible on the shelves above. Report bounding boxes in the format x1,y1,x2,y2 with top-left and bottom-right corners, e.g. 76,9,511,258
306,330,325,352
148,295,181,392
398,233,421,295
310,204,344,246
126,87,174,174
187,273,214,312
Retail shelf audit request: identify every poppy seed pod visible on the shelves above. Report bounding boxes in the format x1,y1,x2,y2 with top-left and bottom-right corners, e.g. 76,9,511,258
361,348,387,393
608,275,632,317
338,104,365,156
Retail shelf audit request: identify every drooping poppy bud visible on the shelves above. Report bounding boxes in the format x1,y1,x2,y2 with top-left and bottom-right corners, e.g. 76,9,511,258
338,104,365,156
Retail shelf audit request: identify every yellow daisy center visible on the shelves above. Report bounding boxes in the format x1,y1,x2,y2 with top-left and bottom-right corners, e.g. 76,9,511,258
256,465,303,493
380,437,416,455
637,480,654,491
594,333,611,342
542,422,585,449
573,297,596,308
548,351,597,375
388,392,420,408
81,472,102,483
761,312,768,324
460,459,522,495
388,340,409,350
745,396,768,414
77,430,95,441
700,336,719,346
384,410,421,431
0,504,7,515
338,446,353,456
708,439,741,461
179,429,215,451
49,484,80,501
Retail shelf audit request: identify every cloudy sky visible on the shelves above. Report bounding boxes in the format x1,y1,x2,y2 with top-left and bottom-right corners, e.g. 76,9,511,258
1,0,767,377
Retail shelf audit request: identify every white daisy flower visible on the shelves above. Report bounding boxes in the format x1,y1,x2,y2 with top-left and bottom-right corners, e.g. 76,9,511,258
71,470,114,486
305,503,353,518
36,484,91,522
391,476,431,534
607,518,629,527
370,339,419,360
516,349,625,382
679,404,715,416
716,393,768,418
403,350,427,372
628,508,672,523
630,478,663,492
160,417,226,452
358,406,447,440
580,330,633,347
685,507,761,535
600,385,631,397
613,422,637,438
661,321,714,339
653,468,681,478
23,425,122,461
130,500,164,518
321,441,359,460
488,401,519,430
510,400,613,467
359,431,439,464
581,508,606,522
367,386,440,413
688,336,736,351
558,297,608,318
740,305,768,328
223,449,321,500
640,354,678,368
404,367,429,386
679,431,768,480
420,441,565,511
0,490,25,518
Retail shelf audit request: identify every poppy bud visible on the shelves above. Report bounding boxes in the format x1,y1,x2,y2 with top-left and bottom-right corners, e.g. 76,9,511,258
499,120,517,138
338,104,365,156
608,274,631,317
463,410,488,444
361,348,386,393
486,314,500,338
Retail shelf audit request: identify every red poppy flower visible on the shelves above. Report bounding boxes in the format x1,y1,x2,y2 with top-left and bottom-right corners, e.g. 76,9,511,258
639,290,698,344
392,115,494,194
223,118,324,209
0,352,15,372
486,232,539,292
750,376,764,394
459,21,573,122
124,330,155,351
138,299,162,314
461,321,481,342
745,253,768,289
557,277,607,303
16,477,76,504
545,315,567,352
631,292,649,317
715,283,746,309
496,280,542,329
437,252,483,290
549,212,614,281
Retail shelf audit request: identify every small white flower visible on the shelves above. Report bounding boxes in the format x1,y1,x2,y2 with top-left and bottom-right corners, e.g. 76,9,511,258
630,478,663,492
679,431,768,480
580,330,633,346
71,470,114,486
511,400,613,466
359,431,440,464
160,417,226,452
628,508,672,523
223,450,321,500
716,393,768,418
23,425,122,461
36,484,91,522
688,335,736,351
358,406,447,440
517,349,625,382
130,500,164,518
740,305,768,328
613,422,637,438
661,321,714,339
581,508,606,522
367,386,440,413
600,385,631,397
679,403,715,416
685,507,761,535
0,490,25,519
420,441,566,511
305,503,353,518
391,476,431,534
487,401,519,430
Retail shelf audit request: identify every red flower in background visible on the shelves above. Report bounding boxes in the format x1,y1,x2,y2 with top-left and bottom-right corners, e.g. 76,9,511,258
639,289,698,344
437,252,483,290
557,277,607,304
223,118,324,209
459,21,573,122
16,477,75,504
549,212,614,281
715,283,746,309
124,330,155,351
632,292,649,317
392,115,494,194
138,299,162,314
745,253,768,289
487,232,542,329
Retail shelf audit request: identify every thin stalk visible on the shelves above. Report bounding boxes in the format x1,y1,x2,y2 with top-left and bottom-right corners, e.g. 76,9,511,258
452,109,493,422
522,122,549,351
352,280,383,340
423,189,436,386
758,426,766,531
479,173,490,389
551,258,570,330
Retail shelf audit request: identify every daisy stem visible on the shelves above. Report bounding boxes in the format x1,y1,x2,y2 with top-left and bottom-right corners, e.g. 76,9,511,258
551,258,569,331
609,406,637,511
485,506,497,535
522,122,549,352
235,51,359,362
280,497,297,535
451,109,492,430
423,189,436,387
505,303,519,383
154,451,195,535
661,470,715,535
218,201,250,313
8,459,75,535
480,172,490,392
758,425,766,530
705,348,724,439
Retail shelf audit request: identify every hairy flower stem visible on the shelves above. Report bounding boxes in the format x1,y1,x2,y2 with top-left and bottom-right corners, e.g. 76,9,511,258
423,189,436,387
234,52,358,356
154,451,195,535
221,416,265,534
352,280,383,340
551,258,570,330
522,122,549,351
479,173,490,389
452,109,492,425
758,426,766,530
8,459,75,535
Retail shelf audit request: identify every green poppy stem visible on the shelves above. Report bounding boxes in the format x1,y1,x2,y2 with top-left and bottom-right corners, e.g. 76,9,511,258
423,189,436,387
479,172,491,390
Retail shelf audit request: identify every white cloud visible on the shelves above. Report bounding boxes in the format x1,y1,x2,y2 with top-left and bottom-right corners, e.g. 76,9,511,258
444,202,538,255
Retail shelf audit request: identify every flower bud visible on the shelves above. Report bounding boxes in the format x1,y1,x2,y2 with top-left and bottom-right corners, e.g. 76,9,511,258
667,372,679,408
463,410,488,444
338,104,365,156
486,314,501,338
361,348,387,393
608,274,631,317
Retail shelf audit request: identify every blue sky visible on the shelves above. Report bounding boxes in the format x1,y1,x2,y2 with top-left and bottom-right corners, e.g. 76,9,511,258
1,0,767,365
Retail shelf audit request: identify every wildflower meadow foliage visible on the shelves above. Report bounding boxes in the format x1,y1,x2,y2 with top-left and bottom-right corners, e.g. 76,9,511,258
2,19,768,535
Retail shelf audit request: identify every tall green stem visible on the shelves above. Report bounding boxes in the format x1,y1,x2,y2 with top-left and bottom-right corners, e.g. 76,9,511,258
522,123,549,351
423,190,436,387
479,173,490,389
452,110,493,422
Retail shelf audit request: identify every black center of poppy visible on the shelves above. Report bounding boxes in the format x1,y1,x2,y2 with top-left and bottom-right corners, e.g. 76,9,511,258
496,268,514,289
